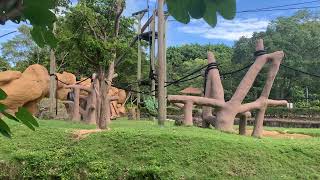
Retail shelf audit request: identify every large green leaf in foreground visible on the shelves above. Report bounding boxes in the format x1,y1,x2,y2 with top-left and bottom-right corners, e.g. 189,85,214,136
167,0,236,27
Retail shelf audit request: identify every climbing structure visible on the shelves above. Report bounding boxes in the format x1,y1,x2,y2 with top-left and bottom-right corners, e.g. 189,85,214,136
168,39,288,137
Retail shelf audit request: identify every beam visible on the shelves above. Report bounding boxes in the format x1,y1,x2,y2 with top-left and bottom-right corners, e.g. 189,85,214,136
157,0,166,126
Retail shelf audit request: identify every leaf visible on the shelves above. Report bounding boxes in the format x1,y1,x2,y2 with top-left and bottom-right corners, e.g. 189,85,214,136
15,107,39,131
31,26,57,48
0,104,6,112
0,119,11,133
23,0,56,26
0,88,7,100
216,0,236,20
187,0,206,19
2,111,19,122
0,118,11,138
166,0,236,27
0,128,11,138
203,0,218,27
167,0,190,24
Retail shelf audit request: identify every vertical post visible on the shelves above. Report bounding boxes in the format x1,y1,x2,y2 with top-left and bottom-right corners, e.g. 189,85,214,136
306,87,309,104
150,10,156,98
239,115,247,135
49,49,57,118
49,21,57,118
184,101,193,126
164,14,168,116
136,14,143,120
73,87,81,121
157,0,166,126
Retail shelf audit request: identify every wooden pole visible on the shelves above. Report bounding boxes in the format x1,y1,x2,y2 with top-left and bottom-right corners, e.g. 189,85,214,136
164,15,168,116
157,0,166,126
49,49,56,118
49,22,57,118
136,14,143,120
151,10,156,98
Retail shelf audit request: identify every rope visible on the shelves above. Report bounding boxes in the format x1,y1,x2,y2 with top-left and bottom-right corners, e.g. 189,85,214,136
203,63,218,94
165,63,209,87
76,77,91,84
254,50,267,57
111,84,156,96
0,31,17,38
280,64,320,78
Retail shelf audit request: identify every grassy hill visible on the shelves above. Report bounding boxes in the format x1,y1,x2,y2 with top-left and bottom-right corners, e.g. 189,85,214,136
1,119,320,179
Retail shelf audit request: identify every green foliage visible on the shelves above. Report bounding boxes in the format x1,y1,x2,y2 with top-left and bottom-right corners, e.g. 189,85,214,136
0,90,38,138
265,107,320,119
53,0,140,79
0,58,10,71
144,96,158,116
1,25,50,70
166,0,236,27
0,0,65,47
166,44,241,98
0,119,320,178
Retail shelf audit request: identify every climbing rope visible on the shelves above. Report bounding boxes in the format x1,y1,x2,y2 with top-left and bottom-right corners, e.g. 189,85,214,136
203,62,218,94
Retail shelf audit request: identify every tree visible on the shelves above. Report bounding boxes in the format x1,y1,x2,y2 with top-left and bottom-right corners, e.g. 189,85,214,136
0,58,10,71
1,25,50,71
166,44,237,97
56,0,135,129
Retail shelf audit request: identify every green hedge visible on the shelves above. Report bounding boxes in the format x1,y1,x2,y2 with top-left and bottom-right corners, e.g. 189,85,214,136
142,106,320,120
265,107,320,119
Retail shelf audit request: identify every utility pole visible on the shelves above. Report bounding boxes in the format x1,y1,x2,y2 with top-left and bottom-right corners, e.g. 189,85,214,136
137,15,142,121
150,10,156,98
157,0,166,126
132,9,147,120
49,23,57,118
164,14,168,114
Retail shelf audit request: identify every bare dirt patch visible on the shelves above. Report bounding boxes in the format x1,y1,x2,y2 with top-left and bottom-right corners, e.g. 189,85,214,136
246,129,312,139
71,129,109,140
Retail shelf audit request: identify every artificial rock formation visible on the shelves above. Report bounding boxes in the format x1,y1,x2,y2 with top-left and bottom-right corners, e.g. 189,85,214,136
0,64,50,114
0,65,127,124
56,71,77,100
168,39,288,137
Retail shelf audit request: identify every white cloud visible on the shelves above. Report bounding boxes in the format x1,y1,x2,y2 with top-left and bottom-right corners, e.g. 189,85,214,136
177,18,269,41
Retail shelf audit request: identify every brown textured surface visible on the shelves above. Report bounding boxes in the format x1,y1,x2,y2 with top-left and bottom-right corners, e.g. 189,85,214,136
0,64,49,114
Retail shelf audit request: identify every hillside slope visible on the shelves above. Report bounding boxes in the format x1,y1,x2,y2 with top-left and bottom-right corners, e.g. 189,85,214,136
1,119,320,179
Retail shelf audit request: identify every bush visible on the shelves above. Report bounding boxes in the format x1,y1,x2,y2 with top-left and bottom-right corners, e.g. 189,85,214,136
264,107,320,120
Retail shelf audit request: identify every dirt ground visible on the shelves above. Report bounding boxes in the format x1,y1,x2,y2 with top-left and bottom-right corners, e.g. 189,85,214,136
245,129,312,139
71,129,108,140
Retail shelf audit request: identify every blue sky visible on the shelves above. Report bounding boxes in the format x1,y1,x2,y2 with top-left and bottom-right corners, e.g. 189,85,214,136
1,0,320,47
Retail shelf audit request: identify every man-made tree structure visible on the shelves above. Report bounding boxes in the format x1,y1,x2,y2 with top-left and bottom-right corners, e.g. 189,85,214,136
168,39,288,137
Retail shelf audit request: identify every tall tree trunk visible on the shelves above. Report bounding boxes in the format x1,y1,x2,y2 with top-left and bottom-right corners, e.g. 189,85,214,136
97,0,123,129
98,67,108,129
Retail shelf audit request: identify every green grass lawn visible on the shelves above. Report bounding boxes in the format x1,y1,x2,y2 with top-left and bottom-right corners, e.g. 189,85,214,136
1,119,320,179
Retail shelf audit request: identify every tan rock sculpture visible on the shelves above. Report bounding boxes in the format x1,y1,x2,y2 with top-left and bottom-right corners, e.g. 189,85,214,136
168,39,288,137
0,64,50,114
0,65,126,123
56,72,77,100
